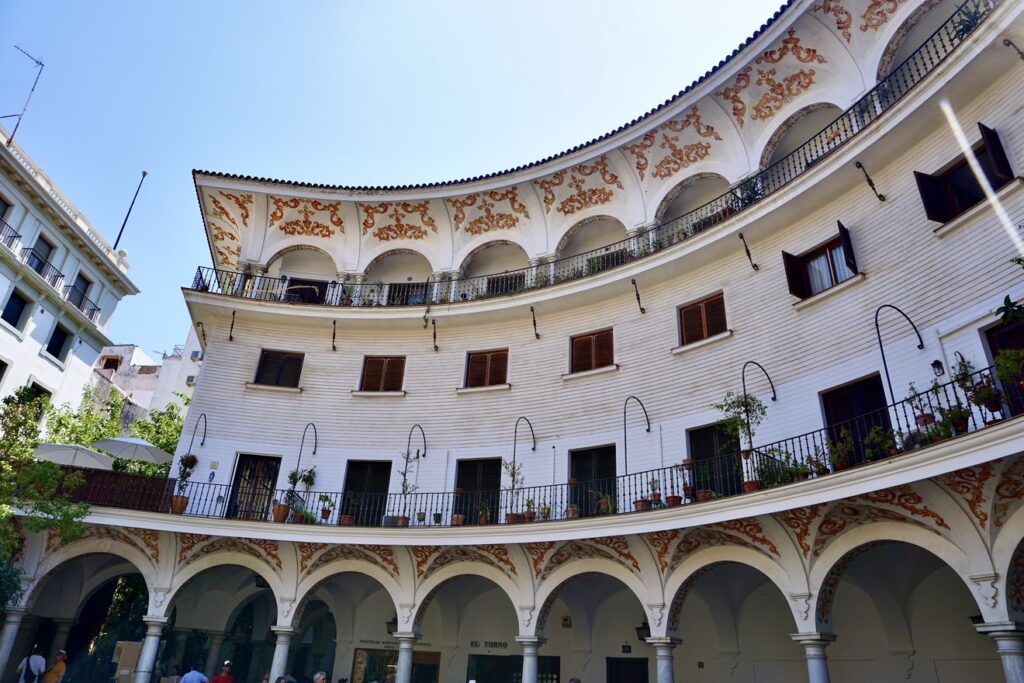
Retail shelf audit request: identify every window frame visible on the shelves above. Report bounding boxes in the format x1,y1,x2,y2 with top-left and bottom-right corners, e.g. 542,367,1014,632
464,348,509,388
1,290,30,331
45,324,72,362
677,292,727,347
569,328,615,374
359,355,406,392
253,349,305,388
782,221,858,300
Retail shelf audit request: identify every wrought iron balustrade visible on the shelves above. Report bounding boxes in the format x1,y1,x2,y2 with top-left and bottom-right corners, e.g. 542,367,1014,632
63,285,101,322
0,219,21,252
20,248,64,289
186,0,995,309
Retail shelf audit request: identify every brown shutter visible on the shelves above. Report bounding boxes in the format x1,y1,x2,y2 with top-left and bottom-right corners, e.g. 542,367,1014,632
837,221,858,274
681,304,705,345
382,357,405,391
594,330,614,369
978,123,1014,185
782,251,810,300
278,354,303,388
361,357,385,391
704,295,727,337
914,171,955,223
572,336,593,373
466,353,488,388
488,350,508,385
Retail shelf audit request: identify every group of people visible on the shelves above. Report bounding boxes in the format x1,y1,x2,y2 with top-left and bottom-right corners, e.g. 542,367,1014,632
257,672,328,683
14,646,66,683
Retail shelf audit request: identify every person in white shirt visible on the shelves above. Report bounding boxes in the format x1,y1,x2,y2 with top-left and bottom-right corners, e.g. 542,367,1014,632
16,645,46,683
180,663,209,683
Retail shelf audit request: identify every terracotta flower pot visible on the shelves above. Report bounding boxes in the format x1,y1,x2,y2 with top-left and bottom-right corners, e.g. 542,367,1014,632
953,418,969,433
682,485,695,499
742,480,761,493
505,512,522,524
338,514,355,526
740,449,752,460
454,487,465,495
986,399,1002,413
290,511,305,524
478,514,489,525
633,499,651,512
696,489,715,502
523,511,536,522
915,413,936,427
665,495,683,507
649,492,662,504
170,495,189,515
272,504,290,523
598,499,610,515
565,505,580,519
451,514,465,526
886,446,900,458
681,459,693,469
395,515,410,528
320,508,331,520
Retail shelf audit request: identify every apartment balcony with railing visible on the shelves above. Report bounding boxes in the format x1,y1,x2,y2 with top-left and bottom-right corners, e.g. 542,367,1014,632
63,363,1024,530
63,284,101,322
20,247,64,290
185,0,996,311
0,219,20,252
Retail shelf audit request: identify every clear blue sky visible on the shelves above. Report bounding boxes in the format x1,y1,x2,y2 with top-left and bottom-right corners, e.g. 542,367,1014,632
1,1,784,357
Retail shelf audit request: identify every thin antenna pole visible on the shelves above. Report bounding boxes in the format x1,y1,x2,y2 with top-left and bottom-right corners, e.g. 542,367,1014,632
113,171,148,250
6,46,44,148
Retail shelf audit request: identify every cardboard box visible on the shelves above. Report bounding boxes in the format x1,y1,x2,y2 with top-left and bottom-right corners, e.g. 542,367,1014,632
112,640,142,669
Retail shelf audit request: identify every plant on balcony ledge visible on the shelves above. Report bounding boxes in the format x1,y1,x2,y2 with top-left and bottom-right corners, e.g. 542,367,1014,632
318,493,335,521
937,403,972,436
502,458,525,523
285,466,316,524
995,349,1024,392
907,381,939,427
395,450,418,528
806,447,830,477
827,430,854,471
863,426,899,461
170,453,198,515
713,391,767,488
590,490,615,515
967,373,1002,418
523,498,536,523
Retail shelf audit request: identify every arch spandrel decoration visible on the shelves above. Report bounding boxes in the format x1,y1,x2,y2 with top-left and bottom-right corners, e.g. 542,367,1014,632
176,532,282,570
410,544,519,583
202,187,252,269
523,537,642,582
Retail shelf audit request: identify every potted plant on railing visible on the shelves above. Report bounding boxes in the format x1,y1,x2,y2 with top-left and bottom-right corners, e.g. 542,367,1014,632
807,447,830,477
170,453,198,515
967,372,1003,420
503,458,525,524
590,490,614,515
523,498,537,523
907,382,937,427
996,348,1024,393
477,503,491,526
565,502,580,519
648,478,661,504
318,493,335,521
863,425,897,461
938,402,972,436
828,429,854,472
432,511,443,525
338,493,358,526
286,466,316,523
713,390,768,463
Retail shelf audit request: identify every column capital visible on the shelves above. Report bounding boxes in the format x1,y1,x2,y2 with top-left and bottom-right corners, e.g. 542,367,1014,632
143,617,168,628
515,636,547,646
976,621,1024,636
271,626,296,636
790,632,837,646
645,637,681,648
393,632,419,643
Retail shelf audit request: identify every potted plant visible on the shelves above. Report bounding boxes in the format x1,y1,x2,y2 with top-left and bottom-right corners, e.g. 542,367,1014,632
502,458,525,523
696,489,719,502
907,382,936,427
648,478,661,504
713,391,768,460
681,457,693,470
863,425,896,461
567,476,578,487
828,429,854,471
171,453,198,514
996,348,1024,392
967,372,1002,416
523,498,537,523
682,482,695,500
589,490,614,515
539,500,551,520
272,498,290,524
416,511,426,524
432,512,443,525
338,492,358,526
665,491,683,507
477,504,491,526
395,450,419,527
938,403,972,435
565,503,580,519
807,448,830,476
454,486,465,495
633,497,652,512
318,493,335,521
286,465,316,523
451,513,466,526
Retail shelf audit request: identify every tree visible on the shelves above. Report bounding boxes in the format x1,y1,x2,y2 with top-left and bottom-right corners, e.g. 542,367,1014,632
46,385,125,449
125,396,187,477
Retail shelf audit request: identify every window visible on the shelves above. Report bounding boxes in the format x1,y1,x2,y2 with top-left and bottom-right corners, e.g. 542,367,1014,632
102,356,121,371
915,123,1014,223
570,329,614,373
782,222,858,299
1,291,28,329
0,360,7,384
360,356,405,392
465,349,508,388
45,325,71,361
0,196,9,219
253,350,303,387
679,293,727,346
68,272,91,310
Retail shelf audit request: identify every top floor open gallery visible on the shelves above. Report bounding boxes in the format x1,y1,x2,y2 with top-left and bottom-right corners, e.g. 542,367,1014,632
7,1,1024,682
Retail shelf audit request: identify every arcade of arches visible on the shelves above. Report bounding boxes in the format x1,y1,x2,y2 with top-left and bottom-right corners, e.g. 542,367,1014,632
4,457,1024,683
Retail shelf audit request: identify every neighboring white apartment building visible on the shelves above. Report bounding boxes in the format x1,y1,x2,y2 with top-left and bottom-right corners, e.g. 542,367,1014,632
0,128,139,408
7,3,1024,683
94,328,203,411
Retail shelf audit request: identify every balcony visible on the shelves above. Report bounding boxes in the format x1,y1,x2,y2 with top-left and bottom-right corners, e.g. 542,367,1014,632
63,285,101,322
65,363,1024,528
0,219,21,252
20,247,64,289
186,0,995,309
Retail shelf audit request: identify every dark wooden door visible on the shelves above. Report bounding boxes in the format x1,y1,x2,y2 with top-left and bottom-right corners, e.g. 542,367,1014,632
227,454,281,521
456,458,501,525
342,460,392,526
821,374,891,465
687,424,742,496
570,446,616,516
606,657,648,683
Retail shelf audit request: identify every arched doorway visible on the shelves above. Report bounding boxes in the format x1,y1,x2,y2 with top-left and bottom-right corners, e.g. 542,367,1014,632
363,250,434,306
460,241,530,298
267,247,338,304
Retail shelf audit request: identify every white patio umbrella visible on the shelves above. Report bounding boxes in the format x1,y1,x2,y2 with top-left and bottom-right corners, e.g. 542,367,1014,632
33,443,114,470
91,437,174,464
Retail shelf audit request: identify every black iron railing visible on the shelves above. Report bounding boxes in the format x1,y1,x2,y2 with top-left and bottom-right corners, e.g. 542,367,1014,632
187,0,996,309
65,364,1024,527
0,219,20,252
63,285,101,322
21,248,64,289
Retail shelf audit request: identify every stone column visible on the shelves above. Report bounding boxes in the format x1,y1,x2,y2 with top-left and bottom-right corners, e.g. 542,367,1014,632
0,608,26,680
48,619,75,661
269,627,294,682
976,622,1024,683
204,630,226,677
645,637,679,683
447,271,462,302
790,632,835,683
516,636,545,683
394,633,417,683
353,274,366,306
133,617,168,683
527,258,540,288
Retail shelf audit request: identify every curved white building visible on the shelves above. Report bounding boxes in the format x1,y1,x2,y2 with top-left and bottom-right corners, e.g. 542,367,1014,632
6,2,1024,682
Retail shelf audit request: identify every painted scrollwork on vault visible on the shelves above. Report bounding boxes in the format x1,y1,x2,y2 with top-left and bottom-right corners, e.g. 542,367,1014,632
360,201,437,241
268,196,344,238
622,106,722,182
993,458,1024,530
446,188,530,235
44,524,161,565
414,544,518,582
642,528,758,576
177,533,282,570
524,539,638,580
756,29,829,65
860,0,907,32
532,156,624,216
300,543,399,578
751,68,819,122
937,462,995,531
775,505,825,558
203,189,252,268
813,1,853,42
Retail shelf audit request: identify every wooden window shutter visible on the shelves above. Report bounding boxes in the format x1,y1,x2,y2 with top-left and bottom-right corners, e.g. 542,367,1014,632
361,357,385,391
594,330,614,369
704,295,727,337
382,357,405,391
278,354,303,388
978,123,1014,184
681,304,705,345
572,336,593,373
466,353,489,388
837,221,858,274
782,251,810,299
914,171,955,223
488,350,508,385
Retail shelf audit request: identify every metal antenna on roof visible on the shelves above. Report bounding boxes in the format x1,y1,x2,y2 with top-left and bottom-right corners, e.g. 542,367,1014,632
3,46,44,149
113,171,148,250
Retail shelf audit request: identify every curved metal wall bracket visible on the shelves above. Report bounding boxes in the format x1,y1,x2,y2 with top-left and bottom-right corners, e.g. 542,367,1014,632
511,416,536,494
623,395,651,475
296,422,318,472
406,424,427,460
741,361,777,450
186,413,208,454
874,304,925,433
